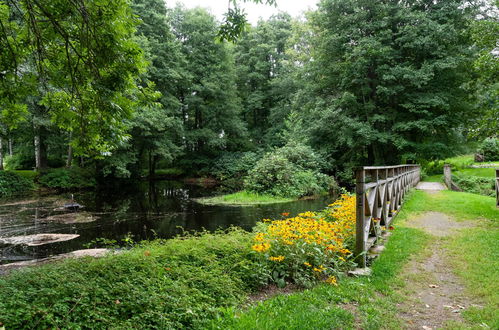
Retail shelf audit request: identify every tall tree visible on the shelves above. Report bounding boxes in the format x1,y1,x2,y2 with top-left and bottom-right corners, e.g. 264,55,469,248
306,0,475,172
468,0,499,138
234,14,293,145
170,6,247,170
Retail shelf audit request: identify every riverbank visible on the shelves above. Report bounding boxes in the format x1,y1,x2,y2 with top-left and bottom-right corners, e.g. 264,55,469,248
194,190,296,206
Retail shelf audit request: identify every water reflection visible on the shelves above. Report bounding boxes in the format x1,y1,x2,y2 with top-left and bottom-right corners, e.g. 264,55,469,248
0,181,334,263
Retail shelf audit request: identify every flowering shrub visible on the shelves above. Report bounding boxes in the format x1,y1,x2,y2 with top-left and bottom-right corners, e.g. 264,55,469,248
251,194,356,288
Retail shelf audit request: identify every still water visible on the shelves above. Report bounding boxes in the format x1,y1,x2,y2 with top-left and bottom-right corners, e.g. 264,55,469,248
0,181,333,264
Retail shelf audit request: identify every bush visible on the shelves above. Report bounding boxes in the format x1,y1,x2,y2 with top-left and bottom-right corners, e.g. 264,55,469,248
0,229,264,329
38,167,96,190
479,138,499,161
0,171,34,198
251,194,356,288
244,143,334,198
452,175,495,197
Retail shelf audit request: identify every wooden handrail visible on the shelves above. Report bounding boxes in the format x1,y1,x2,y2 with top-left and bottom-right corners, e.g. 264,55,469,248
355,165,421,267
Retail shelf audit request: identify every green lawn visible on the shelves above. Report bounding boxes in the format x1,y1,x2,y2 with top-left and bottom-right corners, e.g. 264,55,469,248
195,190,295,206
12,170,39,181
455,167,497,178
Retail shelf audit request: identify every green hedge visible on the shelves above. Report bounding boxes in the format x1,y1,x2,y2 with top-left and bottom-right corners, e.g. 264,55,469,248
0,171,34,198
38,167,96,190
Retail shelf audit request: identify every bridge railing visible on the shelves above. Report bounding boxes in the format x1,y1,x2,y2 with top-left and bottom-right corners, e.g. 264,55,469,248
355,165,421,267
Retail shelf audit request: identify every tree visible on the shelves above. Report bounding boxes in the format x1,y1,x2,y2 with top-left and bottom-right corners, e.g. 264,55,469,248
234,14,294,145
306,0,475,174
0,0,148,157
468,0,499,138
170,6,247,171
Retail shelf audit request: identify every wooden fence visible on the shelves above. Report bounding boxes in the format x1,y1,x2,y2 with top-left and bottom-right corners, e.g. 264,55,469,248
355,165,421,267
496,169,499,208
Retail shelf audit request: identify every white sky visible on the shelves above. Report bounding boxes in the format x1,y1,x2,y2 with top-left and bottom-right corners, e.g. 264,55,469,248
167,0,319,24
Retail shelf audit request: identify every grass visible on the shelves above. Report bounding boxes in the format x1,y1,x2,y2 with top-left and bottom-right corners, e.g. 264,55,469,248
12,170,39,181
423,174,443,182
399,190,498,222
455,167,497,178
195,190,295,206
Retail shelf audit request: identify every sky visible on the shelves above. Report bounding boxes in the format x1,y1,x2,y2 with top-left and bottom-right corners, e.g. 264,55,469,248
166,0,320,24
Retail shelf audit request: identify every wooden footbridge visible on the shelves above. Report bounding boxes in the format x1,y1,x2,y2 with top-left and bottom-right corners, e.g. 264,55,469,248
355,165,499,267
354,165,421,267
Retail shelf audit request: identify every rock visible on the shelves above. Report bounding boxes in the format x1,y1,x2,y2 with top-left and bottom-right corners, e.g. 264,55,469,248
40,212,97,224
369,245,385,254
348,267,372,277
0,249,110,274
0,234,80,246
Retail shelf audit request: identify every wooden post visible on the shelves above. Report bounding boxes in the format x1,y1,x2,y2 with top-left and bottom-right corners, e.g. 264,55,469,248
495,169,498,208
355,168,366,268
443,164,452,189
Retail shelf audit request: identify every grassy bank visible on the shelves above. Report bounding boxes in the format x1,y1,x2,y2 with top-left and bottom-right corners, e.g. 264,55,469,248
195,191,295,206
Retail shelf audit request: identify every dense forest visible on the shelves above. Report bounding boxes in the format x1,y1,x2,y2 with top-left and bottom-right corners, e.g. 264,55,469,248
0,0,498,195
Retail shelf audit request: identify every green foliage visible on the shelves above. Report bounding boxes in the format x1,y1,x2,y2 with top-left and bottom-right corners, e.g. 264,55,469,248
0,170,34,198
38,168,96,190
0,229,264,329
1,0,149,156
479,137,499,161
452,175,495,197
244,143,333,198
467,5,499,139
305,0,475,168
212,151,262,190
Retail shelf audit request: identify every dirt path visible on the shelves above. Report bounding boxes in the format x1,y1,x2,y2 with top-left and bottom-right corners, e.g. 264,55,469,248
397,210,478,329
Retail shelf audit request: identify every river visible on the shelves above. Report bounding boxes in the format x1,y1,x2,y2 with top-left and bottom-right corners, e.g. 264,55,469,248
0,180,333,264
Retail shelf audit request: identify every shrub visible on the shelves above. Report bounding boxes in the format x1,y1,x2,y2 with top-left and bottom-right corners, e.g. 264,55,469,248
38,167,96,190
0,171,35,198
0,229,264,329
250,194,356,288
479,138,499,161
452,175,495,197
212,151,261,181
244,143,334,198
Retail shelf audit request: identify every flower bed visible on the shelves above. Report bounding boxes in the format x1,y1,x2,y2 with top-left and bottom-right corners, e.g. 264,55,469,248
251,194,356,287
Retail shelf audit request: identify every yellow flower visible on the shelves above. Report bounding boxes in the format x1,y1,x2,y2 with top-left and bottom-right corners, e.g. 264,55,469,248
269,255,285,262
254,233,266,242
339,257,346,262
252,242,271,252
326,276,338,286
304,262,312,267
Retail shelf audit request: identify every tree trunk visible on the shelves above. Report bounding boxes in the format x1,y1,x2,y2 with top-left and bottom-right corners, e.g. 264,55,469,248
66,132,73,168
34,133,41,170
8,137,12,156
0,136,4,170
